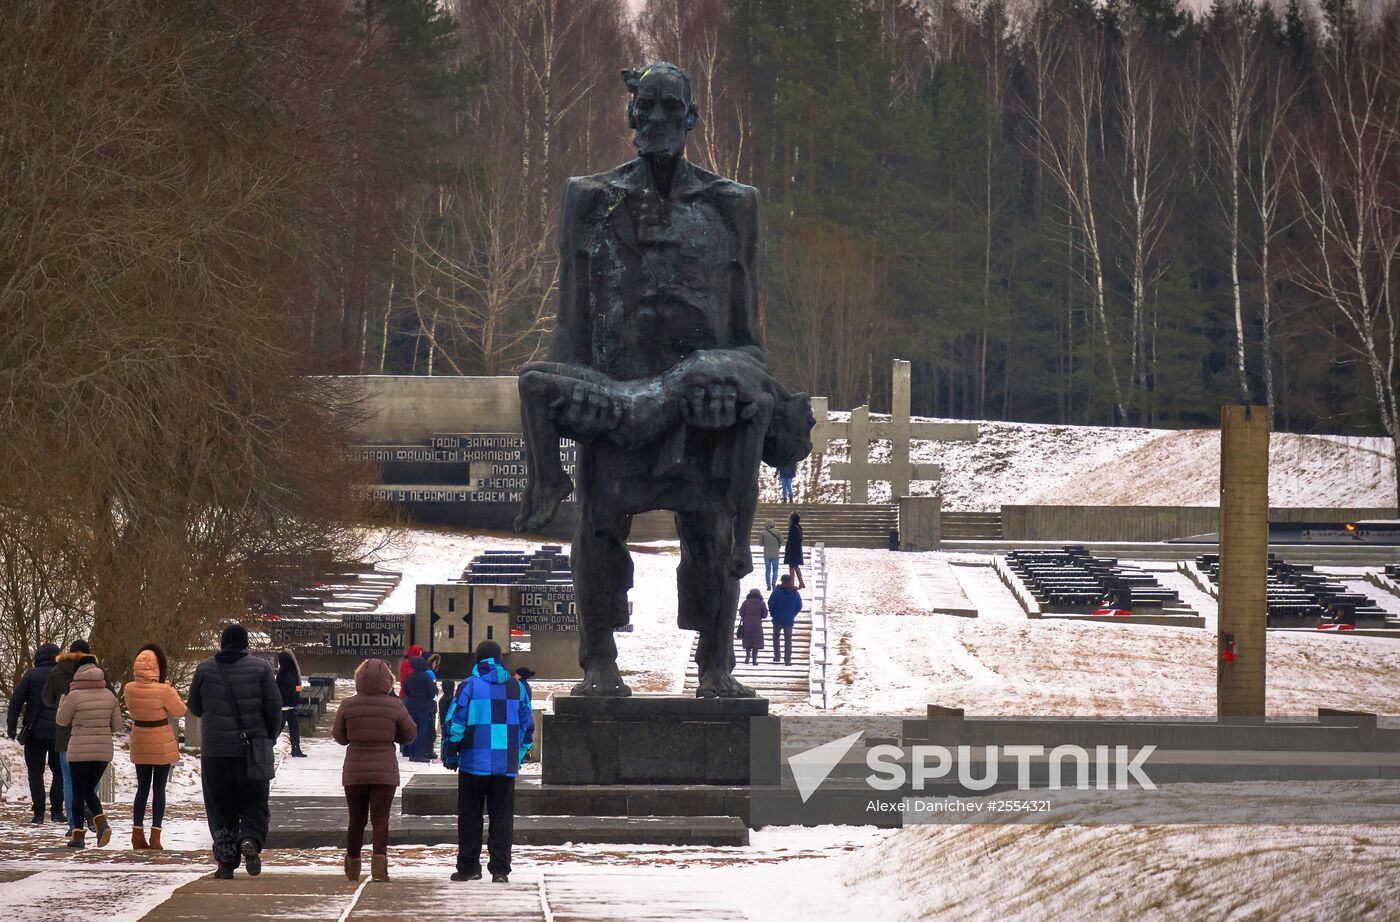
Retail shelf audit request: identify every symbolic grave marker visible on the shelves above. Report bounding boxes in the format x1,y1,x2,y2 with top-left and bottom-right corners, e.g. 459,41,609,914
819,360,979,503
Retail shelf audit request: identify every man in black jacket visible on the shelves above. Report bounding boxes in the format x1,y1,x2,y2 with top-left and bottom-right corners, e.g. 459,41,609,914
6,643,64,824
188,623,282,879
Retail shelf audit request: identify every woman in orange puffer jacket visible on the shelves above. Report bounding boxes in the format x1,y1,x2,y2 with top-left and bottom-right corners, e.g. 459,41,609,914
122,645,187,850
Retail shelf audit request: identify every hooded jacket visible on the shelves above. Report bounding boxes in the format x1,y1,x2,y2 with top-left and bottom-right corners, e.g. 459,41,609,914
738,591,768,648
445,658,534,777
123,649,188,765
7,643,60,740
187,641,281,758
397,644,424,694
275,651,301,709
760,525,783,560
400,655,437,707
768,585,804,627
55,663,123,763
42,652,111,752
332,659,418,787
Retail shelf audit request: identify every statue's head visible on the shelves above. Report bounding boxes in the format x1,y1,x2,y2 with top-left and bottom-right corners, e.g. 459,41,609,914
623,62,697,159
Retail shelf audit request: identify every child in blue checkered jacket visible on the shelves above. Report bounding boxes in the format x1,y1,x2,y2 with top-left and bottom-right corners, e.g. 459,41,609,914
442,640,534,883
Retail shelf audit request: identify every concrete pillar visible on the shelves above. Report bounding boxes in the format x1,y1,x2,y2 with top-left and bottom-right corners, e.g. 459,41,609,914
890,360,913,501
898,495,941,551
1218,404,1270,717
848,405,871,504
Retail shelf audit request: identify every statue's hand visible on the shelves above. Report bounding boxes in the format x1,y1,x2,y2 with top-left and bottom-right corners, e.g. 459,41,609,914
551,382,623,435
682,382,739,430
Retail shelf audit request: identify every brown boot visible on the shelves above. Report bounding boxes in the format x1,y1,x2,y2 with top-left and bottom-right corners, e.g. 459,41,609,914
344,852,361,881
148,827,163,851
93,814,111,848
66,828,85,849
370,853,389,882
132,827,149,850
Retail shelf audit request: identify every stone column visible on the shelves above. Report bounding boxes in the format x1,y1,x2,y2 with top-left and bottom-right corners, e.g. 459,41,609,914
1218,404,1270,717
890,360,913,501
848,405,871,504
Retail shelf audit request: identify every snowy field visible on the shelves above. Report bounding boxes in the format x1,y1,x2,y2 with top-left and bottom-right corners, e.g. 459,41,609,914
3,449,1399,920
760,415,1394,509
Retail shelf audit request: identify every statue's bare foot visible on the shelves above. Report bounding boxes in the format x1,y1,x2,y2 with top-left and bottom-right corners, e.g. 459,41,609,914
514,477,574,532
571,663,632,697
697,669,756,699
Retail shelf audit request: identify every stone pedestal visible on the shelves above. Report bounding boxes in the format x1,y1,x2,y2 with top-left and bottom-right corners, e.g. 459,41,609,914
542,695,768,786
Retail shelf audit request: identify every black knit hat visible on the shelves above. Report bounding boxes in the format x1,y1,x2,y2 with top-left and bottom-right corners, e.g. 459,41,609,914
474,639,502,662
68,639,91,654
220,622,250,650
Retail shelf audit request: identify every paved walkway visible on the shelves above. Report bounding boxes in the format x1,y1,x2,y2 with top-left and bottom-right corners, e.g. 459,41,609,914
912,558,978,617
0,867,748,921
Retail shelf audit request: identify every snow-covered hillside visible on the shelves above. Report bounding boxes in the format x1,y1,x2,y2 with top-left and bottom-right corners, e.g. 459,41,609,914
758,416,1395,510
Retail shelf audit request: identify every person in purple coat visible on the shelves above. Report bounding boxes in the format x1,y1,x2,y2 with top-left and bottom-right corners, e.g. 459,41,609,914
737,589,767,665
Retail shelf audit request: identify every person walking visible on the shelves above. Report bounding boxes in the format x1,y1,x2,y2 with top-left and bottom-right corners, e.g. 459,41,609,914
55,661,123,848
43,640,110,838
760,521,783,590
332,658,417,883
785,512,806,589
443,640,534,884
123,645,187,850
276,651,307,758
767,574,804,667
187,623,281,879
437,678,456,743
738,589,767,666
400,654,438,763
397,643,425,755
6,643,63,824
778,462,797,503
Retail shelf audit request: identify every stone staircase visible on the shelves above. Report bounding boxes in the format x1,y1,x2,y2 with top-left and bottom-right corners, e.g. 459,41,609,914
751,502,895,549
942,510,1003,539
683,611,811,705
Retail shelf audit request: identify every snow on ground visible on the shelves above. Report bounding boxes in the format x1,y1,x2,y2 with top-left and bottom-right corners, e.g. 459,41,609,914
823,548,1400,717
754,414,1393,509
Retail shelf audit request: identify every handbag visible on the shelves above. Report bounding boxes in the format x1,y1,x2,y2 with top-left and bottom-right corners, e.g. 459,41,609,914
214,657,276,782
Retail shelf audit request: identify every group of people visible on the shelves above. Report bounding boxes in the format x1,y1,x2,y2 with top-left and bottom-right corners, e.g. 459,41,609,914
332,637,536,883
7,639,186,850
760,511,805,591
7,625,535,886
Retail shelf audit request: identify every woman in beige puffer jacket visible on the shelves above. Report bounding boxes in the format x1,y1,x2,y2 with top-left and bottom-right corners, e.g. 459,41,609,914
122,645,186,850
55,661,123,848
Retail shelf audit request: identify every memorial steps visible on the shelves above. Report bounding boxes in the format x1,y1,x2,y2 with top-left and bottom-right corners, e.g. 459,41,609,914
750,501,896,549
680,614,812,705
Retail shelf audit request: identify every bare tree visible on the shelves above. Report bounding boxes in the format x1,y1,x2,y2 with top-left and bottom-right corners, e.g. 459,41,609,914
1116,7,1176,421
403,174,556,375
1031,10,1127,421
1292,20,1400,500
1206,0,1264,403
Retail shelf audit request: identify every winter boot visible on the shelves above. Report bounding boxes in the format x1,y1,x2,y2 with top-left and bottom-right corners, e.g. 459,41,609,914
213,864,235,880
371,853,389,882
132,826,149,850
31,811,44,825
148,827,164,851
240,837,262,876
93,814,111,847
66,829,85,849
344,852,361,881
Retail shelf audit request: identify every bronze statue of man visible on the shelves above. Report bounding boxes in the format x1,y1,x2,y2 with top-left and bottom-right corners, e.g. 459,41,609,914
515,62,813,698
